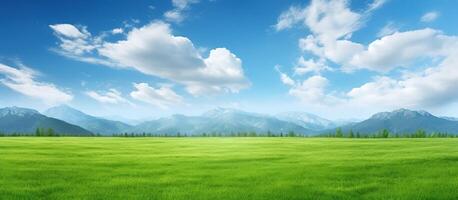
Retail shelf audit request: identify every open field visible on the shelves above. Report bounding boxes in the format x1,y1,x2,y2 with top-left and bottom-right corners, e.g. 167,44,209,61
1,138,457,200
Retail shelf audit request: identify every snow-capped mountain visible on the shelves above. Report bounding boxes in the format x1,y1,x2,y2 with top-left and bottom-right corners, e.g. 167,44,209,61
133,108,312,135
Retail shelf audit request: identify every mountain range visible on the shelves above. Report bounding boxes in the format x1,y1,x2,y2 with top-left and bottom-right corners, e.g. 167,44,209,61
44,105,132,135
338,109,458,134
0,107,92,135
133,108,311,135
1,106,458,135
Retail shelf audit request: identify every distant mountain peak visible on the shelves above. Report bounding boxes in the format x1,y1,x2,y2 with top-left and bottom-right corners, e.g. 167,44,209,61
0,106,39,117
371,108,433,120
47,105,85,114
202,107,251,118
0,106,92,135
44,105,132,135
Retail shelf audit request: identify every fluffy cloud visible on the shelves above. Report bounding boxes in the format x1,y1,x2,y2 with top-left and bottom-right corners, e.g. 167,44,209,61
98,22,249,95
86,89,132,105
277,0,455,73
275,65,295,86
275,0,458,110
130,83,183,108
288,75,341,105
294,57,330,75
276,0,362,40
274,6,307,31
49,24,96,55
348,50,458,108
164,0,199,23
421,11,439,23
50,22,250,96
49,24,90,38
348,29,457,72
111,28,124,35
0,63,73,104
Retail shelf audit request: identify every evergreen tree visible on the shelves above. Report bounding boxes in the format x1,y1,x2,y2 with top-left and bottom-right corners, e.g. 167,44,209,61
348,130,354,138
335,128,343,138
381,129,390,138
287,131,296,137
46,128,55,136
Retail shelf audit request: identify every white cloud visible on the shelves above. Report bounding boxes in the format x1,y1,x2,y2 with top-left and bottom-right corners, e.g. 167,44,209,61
348,50,458,108
50,22,250,96
366,0,387,12
299,35,324,57
49,24,90,38
288,75,341,105
164,0,199,23
274,6,307,31
294,57,330,75
112,28,124,35
421,11,439,22
164,10,184,23
275,65,295,86
86,89,132,105
49,24,108,66
130,83,183,108
348,28,457,72
276,0,458,112
0,63,73,104
377,22,399,37
276,0,362,41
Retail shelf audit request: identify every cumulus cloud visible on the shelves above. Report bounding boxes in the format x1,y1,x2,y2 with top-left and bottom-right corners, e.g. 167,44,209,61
50,22,250,96
348,50,458,108
276,0,362,40
86,89,132,105
0,63,73,104
130,83,183,108
294,57,330,75
289,75,341,105
275,0,458,113
421,11,439,22
348,28,457,72
277,1,454,73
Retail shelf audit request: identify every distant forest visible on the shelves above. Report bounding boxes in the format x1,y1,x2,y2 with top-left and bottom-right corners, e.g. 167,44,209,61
1,127,457,138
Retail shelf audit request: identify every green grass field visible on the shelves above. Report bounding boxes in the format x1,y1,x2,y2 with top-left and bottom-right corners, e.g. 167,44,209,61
1,138,457,200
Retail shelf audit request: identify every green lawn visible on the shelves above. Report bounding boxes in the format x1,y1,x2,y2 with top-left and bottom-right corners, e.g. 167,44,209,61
0,138,457,200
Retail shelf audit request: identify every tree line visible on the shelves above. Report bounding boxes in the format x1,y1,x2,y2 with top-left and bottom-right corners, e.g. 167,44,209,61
320,128,457,138
0,128,457,138
0,128,90,137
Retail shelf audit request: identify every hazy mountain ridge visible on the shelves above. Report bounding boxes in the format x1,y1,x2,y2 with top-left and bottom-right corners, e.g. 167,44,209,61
0,107,92,135
2,106,458,135
338,109,458,134
276,112,338,130
134,108,312,135
44,105,132,135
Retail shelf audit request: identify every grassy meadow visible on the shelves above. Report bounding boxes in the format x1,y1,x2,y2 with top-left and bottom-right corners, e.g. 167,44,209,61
0,137,457,199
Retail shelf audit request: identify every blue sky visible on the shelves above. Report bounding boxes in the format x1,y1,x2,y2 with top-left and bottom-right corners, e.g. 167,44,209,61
1,0,458,121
